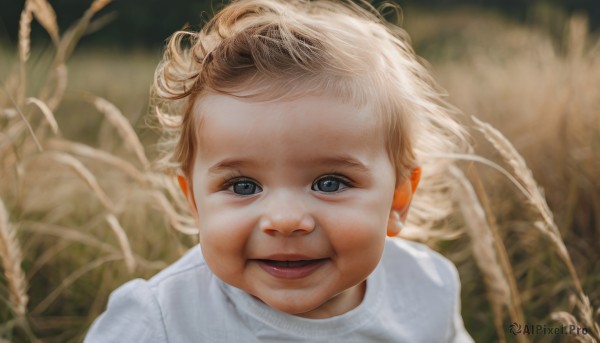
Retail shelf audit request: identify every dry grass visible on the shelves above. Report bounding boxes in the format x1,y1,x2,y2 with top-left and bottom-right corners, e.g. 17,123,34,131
450,165,514,342
1,1,193,341
407,6,600,342
0,2,598,342
89,95,150,170
0,197,28,320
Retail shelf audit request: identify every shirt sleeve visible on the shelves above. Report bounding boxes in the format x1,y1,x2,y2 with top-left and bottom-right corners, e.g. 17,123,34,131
84,279,168,343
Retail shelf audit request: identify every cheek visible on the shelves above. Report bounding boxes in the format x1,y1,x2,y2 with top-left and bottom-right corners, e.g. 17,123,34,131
322,200,389,263
197,195,257,240
197,205,256,274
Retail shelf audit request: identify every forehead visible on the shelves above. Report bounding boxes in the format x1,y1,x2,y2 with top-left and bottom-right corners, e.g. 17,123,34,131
193,94,386,166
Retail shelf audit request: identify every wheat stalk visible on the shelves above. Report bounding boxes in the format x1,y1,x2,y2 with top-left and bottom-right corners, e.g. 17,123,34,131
472,116,600,339
468,167,527,340
90,0,112,13
17,4,33,106
89,95,150,170
551,306,599,343
104,214,136,273
39,63,68,112
450,166,513,343
47,139,148,185
471,116,582,292
18,4,32,65
27,0,60,45
576,295,600,341
553,295,600,342
0,197,29,319
421,152,530,197
25,97,59,135
48,152,114,211
53,0,112,69
551,312,595,343
3,92,43,152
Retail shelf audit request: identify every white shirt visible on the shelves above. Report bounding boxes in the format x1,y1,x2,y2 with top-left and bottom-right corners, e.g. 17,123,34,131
85,238,473,342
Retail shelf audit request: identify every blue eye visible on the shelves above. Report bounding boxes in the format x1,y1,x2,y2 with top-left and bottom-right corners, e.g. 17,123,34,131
228,179,262,196
312,176,350,193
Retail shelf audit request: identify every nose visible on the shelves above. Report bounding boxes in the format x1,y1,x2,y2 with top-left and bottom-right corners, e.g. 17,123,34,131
258,190,316,236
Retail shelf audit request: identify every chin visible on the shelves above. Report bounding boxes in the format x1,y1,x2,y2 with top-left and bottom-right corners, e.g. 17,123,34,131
261,295,324,317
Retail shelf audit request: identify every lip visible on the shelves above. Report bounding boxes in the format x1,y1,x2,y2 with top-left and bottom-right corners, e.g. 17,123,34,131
255,256,328,280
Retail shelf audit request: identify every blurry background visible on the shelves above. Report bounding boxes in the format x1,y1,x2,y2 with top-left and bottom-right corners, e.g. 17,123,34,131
1,0,600,47
1,0,599,342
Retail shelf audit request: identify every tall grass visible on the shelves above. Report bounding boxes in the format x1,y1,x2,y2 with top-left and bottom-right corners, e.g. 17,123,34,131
1,1,194,341
1,1,599,342
406,7,600,342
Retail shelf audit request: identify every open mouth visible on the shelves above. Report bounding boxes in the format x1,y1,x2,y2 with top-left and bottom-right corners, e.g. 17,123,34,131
256,258,328,279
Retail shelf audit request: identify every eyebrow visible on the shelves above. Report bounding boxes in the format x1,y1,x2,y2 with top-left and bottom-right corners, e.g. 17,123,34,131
207,154,371,174
208,158,257,174
308,155,370,173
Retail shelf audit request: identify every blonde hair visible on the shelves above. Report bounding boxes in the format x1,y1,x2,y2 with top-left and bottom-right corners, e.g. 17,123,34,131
152,0,469,235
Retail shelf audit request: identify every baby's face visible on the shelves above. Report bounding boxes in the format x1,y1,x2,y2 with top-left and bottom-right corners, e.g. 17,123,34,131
188,94,397,318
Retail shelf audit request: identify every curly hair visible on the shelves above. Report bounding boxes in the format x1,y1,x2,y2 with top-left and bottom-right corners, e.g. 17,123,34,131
152,0,469,234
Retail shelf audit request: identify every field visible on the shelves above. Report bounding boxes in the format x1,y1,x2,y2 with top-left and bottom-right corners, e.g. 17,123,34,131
1,1,599,342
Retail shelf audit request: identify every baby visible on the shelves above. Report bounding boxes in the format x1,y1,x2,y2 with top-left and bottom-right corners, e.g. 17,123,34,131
86,0,473,341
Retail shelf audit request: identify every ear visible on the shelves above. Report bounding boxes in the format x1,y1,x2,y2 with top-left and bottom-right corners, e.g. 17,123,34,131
387,166,421,237
177,174,199,220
